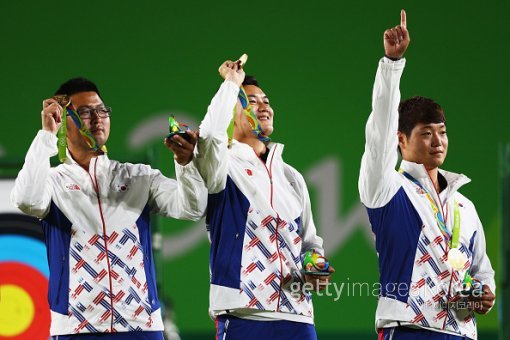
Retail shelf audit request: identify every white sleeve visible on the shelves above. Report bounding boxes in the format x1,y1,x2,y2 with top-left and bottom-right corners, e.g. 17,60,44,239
11,130,57,219
470,212,496,294
148,160,207,221
195,80,240,194
358,57,406,209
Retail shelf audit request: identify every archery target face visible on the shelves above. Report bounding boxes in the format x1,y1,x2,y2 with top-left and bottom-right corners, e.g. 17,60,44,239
0,179,50,339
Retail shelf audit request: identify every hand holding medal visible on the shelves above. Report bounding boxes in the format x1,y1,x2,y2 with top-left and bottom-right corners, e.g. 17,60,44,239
166,115,192,142
302,250,335,292
460,272,484,296
302,249,330,275
164,115,197,166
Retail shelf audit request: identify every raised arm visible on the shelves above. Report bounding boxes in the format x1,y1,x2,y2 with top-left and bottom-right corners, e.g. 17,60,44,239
358,10,410,209
11,98,63,218
194,58,245,194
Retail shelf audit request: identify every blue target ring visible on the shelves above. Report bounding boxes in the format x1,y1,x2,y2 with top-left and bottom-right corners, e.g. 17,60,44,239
0,235,49,278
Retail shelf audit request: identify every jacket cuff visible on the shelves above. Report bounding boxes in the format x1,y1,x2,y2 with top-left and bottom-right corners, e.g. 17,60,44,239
380,57,406,70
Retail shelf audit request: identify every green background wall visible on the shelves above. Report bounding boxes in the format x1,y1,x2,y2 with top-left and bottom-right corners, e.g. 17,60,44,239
1,0,508,338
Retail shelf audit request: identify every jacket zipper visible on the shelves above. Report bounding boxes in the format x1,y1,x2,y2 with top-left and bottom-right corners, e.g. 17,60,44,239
87,158,115,331
255,146,283,312
422,165,453,331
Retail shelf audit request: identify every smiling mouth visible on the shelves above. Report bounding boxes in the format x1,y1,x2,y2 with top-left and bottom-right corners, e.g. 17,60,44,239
257,115,270,121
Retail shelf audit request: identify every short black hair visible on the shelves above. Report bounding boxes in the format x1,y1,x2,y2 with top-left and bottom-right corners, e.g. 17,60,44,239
398,96,446,137
54,77,101,98
243,75,260,88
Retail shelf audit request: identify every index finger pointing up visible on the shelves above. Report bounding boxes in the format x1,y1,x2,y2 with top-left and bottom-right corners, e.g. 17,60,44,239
401,9,407,28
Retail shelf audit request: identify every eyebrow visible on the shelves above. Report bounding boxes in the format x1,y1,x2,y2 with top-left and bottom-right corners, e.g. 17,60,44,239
248,95,269,100
76,104,105,110
420,123,446,129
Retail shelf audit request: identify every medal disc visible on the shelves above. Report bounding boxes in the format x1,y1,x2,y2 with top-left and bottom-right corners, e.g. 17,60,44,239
447,248,467,270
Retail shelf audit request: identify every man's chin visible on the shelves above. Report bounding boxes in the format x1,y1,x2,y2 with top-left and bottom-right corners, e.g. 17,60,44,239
92,134,108,146
260,126,274,137
427,158,445,169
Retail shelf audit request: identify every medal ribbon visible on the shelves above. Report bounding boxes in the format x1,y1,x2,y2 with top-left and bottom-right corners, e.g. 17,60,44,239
450,200,475,287
400,170,477,288
57,105,68,163
66,107,108,154
399,169,452,244
451,200,460,248
227,86,270,146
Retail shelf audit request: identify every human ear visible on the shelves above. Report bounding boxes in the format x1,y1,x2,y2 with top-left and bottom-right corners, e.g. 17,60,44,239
398,131,407,151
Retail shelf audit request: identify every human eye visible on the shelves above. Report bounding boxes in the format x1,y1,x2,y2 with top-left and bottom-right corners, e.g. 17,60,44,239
77,108,92,118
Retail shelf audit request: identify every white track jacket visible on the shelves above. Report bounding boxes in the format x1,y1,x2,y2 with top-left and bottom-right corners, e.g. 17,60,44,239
359,58,495,339
11,130,206,335
195,80,324,325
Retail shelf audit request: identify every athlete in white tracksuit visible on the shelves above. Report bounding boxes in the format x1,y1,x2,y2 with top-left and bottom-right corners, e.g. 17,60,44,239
358,11,495,340
194,60,331,339
11,77,207,338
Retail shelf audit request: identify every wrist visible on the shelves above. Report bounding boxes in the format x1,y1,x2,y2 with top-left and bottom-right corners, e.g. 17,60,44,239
42,127,58,135
225,75,242,87
384,54,402,61
176,155,193,166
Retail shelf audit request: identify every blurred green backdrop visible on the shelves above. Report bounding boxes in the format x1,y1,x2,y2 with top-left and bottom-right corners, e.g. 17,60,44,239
1,0,508,339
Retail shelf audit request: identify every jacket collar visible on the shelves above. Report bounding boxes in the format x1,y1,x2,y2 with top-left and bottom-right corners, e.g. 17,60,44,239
230,139,285,164
63,148,110,173
399,159,471,199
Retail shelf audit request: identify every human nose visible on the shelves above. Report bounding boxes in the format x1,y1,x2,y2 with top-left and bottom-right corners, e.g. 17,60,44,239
258,102,269,112
431,133,442,147
90,109,107,121
89,110,100,122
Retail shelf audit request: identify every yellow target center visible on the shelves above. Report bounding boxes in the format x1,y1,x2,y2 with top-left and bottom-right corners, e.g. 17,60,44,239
0,284,35,336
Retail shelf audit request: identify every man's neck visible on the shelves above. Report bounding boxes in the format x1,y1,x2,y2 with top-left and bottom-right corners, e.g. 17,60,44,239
426,167,446,193
69,147,102,171
240,137,266,157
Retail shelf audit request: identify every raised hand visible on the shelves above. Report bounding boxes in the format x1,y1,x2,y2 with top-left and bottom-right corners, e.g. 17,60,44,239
384,9,410,59
218,56,246,87
41,98,63,134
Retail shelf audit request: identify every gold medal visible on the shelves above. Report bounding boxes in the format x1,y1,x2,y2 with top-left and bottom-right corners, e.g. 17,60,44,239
238,53,248,67
53,94,70,108
447,248,468,271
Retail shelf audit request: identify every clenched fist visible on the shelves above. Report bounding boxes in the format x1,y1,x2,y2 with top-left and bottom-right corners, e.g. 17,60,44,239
218,57,246,87
41,98,64,134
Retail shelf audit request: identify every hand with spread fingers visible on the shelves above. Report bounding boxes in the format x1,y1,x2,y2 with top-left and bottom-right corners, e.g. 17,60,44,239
384,9,410,59
469,284,496,314
164,130,199,166
41,98,63,134
218,57,246,87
